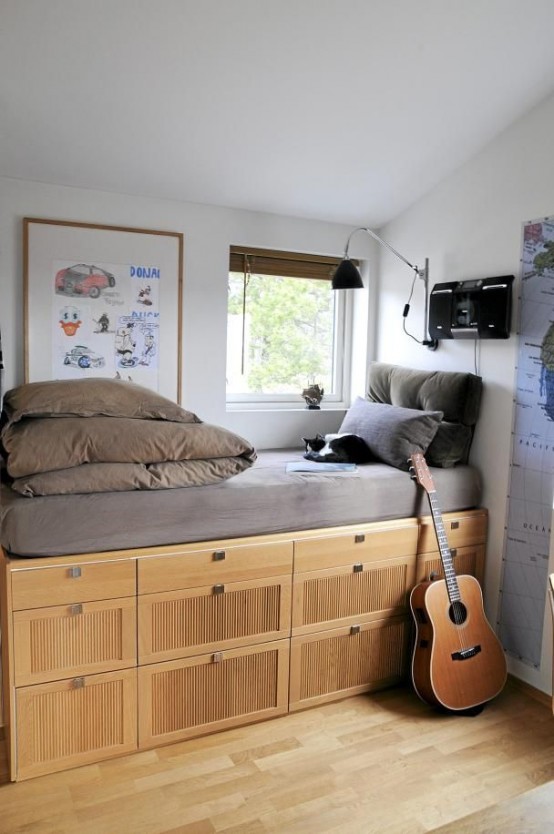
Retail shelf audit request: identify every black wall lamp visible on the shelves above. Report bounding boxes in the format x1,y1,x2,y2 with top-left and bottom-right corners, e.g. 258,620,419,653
332,226,438,349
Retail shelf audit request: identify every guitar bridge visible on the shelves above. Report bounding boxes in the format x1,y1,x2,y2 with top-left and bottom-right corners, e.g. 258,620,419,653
451,645,481,661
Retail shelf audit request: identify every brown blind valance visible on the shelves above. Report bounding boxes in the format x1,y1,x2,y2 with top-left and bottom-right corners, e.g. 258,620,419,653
229,245,358,282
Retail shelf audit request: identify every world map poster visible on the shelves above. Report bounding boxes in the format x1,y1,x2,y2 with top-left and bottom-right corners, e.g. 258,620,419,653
498,216,554,667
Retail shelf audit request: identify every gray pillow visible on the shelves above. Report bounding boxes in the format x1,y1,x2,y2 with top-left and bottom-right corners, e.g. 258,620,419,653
426,422,473,468
339,398,443,470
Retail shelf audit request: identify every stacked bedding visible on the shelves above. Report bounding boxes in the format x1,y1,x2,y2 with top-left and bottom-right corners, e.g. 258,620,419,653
0,379,256,496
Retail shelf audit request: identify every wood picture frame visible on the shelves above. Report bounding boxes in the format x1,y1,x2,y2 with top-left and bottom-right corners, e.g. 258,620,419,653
23,218,183,401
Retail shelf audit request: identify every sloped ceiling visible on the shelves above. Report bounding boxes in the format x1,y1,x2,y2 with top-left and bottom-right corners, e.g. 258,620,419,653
2,0,554,226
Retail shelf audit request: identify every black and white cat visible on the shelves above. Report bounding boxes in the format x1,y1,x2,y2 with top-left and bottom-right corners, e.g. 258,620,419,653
302,433,373,464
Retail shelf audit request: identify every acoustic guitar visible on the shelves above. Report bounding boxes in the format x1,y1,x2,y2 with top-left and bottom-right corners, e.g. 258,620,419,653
409,452,507,711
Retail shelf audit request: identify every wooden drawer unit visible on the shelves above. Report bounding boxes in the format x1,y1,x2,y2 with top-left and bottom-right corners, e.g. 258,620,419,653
13,597,137,686
138,540,293,594
416,543,486,586
289,615,411,711
11,560,136,610
15,668,137,781
138,640,289,749
417,509,487,555
139,575,291,663
292,556,416,636
294,521,418,573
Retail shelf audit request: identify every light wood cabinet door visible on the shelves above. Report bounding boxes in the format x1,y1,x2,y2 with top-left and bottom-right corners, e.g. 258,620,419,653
294,522,418,573
15,668,137,781
138,541,293,594
139,576,291,663
11,560,136,610
415,544,486,586
292,556,416,636
13,597,137,686
289,615,411,711
417,509,487,555
138,640,289,749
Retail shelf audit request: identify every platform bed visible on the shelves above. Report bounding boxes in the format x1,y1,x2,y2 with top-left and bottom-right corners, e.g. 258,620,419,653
0,501,487,781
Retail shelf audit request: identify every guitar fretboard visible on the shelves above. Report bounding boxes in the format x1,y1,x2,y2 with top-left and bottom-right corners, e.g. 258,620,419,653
428,491,460,602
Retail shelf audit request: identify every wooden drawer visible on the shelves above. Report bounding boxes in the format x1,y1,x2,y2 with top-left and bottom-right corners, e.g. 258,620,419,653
15,668,137,780
139,575,291,663
417,509,487,555
13,597,137,686
138,640,289,749
416,544,485,586
11,560,136,611
138,540,293,594
294,521,418,573
289,615,411,712
292,556,416,636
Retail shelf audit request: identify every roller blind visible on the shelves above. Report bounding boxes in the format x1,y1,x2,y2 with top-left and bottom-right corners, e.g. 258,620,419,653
229,245,358,281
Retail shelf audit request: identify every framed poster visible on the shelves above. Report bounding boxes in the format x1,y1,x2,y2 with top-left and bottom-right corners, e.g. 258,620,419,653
24,218,183,401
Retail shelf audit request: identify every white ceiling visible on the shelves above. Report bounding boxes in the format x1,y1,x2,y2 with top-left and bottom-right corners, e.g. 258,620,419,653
2,0,554,227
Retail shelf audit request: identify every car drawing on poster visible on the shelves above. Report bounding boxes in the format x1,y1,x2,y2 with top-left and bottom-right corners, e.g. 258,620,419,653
63,345,105,369
55,263,116,298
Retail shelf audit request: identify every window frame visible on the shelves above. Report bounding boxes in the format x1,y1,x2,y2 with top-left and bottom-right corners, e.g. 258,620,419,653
226,246,355,410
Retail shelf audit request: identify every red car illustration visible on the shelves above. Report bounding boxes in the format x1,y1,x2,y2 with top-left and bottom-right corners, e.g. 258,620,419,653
55,264,116,299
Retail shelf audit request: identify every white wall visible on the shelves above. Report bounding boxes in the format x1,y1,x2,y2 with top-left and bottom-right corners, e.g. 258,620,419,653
376,92,554,695
0,178,374,447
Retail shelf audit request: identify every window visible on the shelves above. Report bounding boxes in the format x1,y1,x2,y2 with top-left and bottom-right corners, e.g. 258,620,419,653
226,246,354,407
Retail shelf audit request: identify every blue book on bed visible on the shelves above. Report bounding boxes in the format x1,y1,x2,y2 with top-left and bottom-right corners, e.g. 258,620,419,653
286,461,358,473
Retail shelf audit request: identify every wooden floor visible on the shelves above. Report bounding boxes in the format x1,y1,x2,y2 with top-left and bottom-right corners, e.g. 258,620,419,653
0,681,552,833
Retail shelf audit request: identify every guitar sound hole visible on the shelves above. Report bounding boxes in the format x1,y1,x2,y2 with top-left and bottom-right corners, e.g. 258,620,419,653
449,601,467,625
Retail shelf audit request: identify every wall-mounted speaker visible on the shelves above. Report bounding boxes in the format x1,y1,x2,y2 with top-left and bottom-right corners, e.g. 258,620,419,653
429,276,514,340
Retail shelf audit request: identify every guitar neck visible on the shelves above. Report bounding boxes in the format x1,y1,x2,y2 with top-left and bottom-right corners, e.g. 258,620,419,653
428,490,460,602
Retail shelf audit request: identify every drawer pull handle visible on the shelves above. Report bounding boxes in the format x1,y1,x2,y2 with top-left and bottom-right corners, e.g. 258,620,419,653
451,521,460,530
68,567,82,579
213,584,225,595
213,550,226,561
450,548,457,558
353,563,363,573
355,534,365,544
213,652,223,663
350,625,361,635
72,677,85,689
70,604,83,615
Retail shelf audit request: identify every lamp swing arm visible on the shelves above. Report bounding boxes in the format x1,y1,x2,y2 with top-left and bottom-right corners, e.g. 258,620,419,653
342,226,435,348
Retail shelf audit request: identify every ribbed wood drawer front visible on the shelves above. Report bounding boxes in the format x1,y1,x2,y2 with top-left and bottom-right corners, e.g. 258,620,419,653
294,523,418,573
11,560,136,611
139,576,291,663
416,544,486,585
417,510,488,555
138,640,289,749
289,616,410,711
292,556,416,636
13,597,137,686
138,541,293,594
15,668,137,780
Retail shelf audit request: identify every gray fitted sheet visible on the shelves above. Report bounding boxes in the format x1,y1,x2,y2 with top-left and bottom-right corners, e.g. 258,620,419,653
0,449,482,557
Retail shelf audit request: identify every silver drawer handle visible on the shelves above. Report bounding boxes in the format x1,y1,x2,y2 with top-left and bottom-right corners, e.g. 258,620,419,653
72,677,85,689
350,624,361,635
70,603,83,615
212,652,223,663
213,584,225,595
68,567,82,578
353,563,363,573
213,550,226,561
355,534,365,544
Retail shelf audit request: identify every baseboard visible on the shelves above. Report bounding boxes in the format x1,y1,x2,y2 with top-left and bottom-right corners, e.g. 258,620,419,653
507,674,552,710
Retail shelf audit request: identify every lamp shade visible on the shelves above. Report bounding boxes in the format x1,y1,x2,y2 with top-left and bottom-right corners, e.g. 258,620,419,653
331,258,363,290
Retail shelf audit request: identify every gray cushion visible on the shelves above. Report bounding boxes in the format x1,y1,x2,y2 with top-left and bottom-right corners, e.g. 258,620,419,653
367,362,482,425
339,398,443,470
367,362,482,466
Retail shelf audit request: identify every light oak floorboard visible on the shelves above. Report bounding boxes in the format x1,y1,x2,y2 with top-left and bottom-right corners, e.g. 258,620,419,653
0,682,552,833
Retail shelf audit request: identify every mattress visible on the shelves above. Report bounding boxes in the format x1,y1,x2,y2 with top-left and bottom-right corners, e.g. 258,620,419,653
0,449,482,558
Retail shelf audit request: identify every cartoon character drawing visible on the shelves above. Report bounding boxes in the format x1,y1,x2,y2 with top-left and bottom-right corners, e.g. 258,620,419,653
137,285,152,305
115,321,137,367
94,312,111,333
59,305,82,337
140,330,156,366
